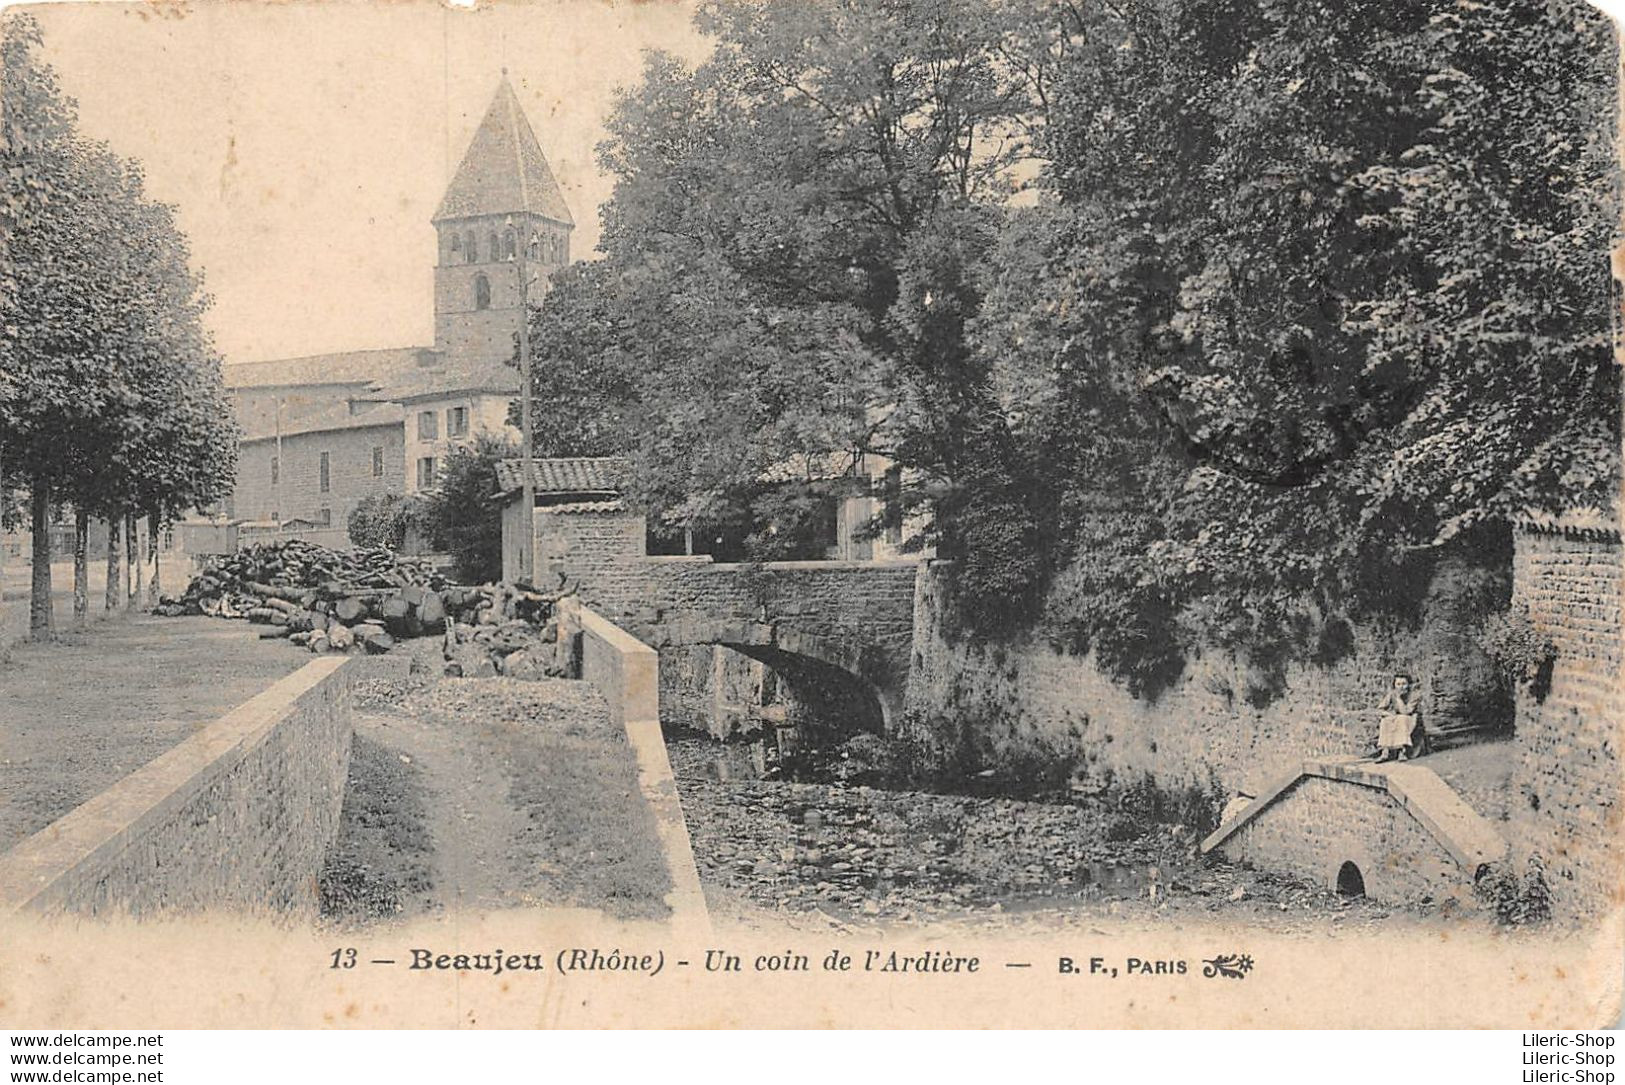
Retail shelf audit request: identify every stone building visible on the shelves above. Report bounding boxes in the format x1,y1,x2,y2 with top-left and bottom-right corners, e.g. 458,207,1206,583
221,73,570,528
494,457,639,586
431,75,572,370
230,403,406,540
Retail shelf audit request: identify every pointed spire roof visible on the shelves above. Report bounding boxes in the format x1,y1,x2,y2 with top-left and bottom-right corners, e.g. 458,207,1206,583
434,74,573,226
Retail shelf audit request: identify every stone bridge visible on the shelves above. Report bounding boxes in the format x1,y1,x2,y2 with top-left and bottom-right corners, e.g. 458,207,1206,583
567,555,921,738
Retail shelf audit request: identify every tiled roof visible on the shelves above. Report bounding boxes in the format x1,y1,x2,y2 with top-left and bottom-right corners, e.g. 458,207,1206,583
358,362,520,404
1513,506,1621,541
494,457,630,497
434,76,573,226
240,402,404,443
540,499,627,515
223,347,438,390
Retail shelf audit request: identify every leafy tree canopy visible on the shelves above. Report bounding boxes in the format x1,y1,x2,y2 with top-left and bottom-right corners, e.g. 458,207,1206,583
529,0,1619,688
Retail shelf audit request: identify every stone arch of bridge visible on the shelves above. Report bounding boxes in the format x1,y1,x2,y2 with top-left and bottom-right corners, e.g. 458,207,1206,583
681,619,905,737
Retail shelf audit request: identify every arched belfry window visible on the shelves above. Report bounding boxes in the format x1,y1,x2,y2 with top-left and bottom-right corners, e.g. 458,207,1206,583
448,232,461,260
503,230,517,259
465,231,477,263
474,273,491,311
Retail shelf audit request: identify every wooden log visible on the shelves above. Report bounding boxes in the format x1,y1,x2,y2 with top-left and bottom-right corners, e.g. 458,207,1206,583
334,597,369,624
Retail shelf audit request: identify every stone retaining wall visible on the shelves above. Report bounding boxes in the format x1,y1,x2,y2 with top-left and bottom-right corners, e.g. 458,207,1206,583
902,564,1410,798
1508,518,1623,922
0,657,353,918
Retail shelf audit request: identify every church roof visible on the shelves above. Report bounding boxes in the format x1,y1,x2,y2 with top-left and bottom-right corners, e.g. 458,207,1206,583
239,401,404,443
434,75,574,227
359,362,520,405
223,347,439,391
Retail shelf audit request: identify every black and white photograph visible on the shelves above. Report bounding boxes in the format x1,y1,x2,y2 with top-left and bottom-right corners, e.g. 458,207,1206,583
0,0,1620,1041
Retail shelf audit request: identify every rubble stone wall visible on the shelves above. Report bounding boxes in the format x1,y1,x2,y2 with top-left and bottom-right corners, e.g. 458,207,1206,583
1217,775,1461,904
903,564,1409,799
1508,523,1623,923
0,658,352,918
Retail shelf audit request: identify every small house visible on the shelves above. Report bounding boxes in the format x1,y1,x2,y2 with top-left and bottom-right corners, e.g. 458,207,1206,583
494,457,643,586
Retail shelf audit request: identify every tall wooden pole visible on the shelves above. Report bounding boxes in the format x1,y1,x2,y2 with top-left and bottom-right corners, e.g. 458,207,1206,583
515,217,536,586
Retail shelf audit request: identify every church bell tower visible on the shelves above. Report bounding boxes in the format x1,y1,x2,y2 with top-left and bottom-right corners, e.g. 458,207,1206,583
432,74,573,370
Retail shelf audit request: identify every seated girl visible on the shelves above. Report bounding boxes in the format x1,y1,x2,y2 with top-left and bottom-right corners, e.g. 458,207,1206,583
1373,673,1425,763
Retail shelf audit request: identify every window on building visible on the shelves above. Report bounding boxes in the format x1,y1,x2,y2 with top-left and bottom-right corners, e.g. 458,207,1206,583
418,411,438,440
488,232,500,263
319,451,330,493
474,273,491,311
371,446,384,478
449,232,461,258
270,456,279,485
503,230,516,259
317,507,332,527
417,457,437,490
447,406,469,438
465,231,477,263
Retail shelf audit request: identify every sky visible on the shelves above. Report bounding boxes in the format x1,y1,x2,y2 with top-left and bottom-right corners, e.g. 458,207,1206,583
25,0,711,365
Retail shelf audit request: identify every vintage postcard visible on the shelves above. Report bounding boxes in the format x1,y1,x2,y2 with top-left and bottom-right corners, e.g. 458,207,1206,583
0,0,1621,1031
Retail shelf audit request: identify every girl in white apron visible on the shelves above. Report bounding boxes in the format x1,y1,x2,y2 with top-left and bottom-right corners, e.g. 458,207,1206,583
1374,673,1423,763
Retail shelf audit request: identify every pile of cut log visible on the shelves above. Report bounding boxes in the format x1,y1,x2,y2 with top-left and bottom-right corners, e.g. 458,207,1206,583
156,541,573,659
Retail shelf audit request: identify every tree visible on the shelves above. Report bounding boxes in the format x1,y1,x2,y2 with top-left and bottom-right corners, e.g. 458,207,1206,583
980,0,1618,687
348,492,420,551
530,0,1035,576
2,15,124,638
418,434,515,584
2,14,238,634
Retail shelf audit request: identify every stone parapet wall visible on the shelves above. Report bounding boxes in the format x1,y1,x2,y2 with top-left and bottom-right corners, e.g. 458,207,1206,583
563,599,660,727
553,550,919,737
0,657,353,918
1508,522,1623,922
556,601,708,923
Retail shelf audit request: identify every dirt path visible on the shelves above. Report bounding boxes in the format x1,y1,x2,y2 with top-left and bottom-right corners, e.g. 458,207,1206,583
354,708,540,915
321,657,672,925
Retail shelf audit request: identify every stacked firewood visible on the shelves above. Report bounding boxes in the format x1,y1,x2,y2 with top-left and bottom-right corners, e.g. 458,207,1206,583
155,541,561,656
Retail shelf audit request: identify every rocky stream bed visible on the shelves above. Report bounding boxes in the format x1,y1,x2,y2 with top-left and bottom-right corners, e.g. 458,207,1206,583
667,737,1466,933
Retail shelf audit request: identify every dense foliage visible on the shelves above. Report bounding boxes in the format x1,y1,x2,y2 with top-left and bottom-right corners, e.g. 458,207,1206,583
527,0,1618,690
417,434,514,584
347,492,421,552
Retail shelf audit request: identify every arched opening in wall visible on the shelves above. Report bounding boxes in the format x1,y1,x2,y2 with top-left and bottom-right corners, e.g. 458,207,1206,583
1336,861,1366,898
473,273,491,311
721,643,887,741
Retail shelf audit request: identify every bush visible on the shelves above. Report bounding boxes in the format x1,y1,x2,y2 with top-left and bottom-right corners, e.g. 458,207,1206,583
1114,771,1226,836
418,433,515,584
1474,855,1553,926
1480,606,1557,702
347,492,421,551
